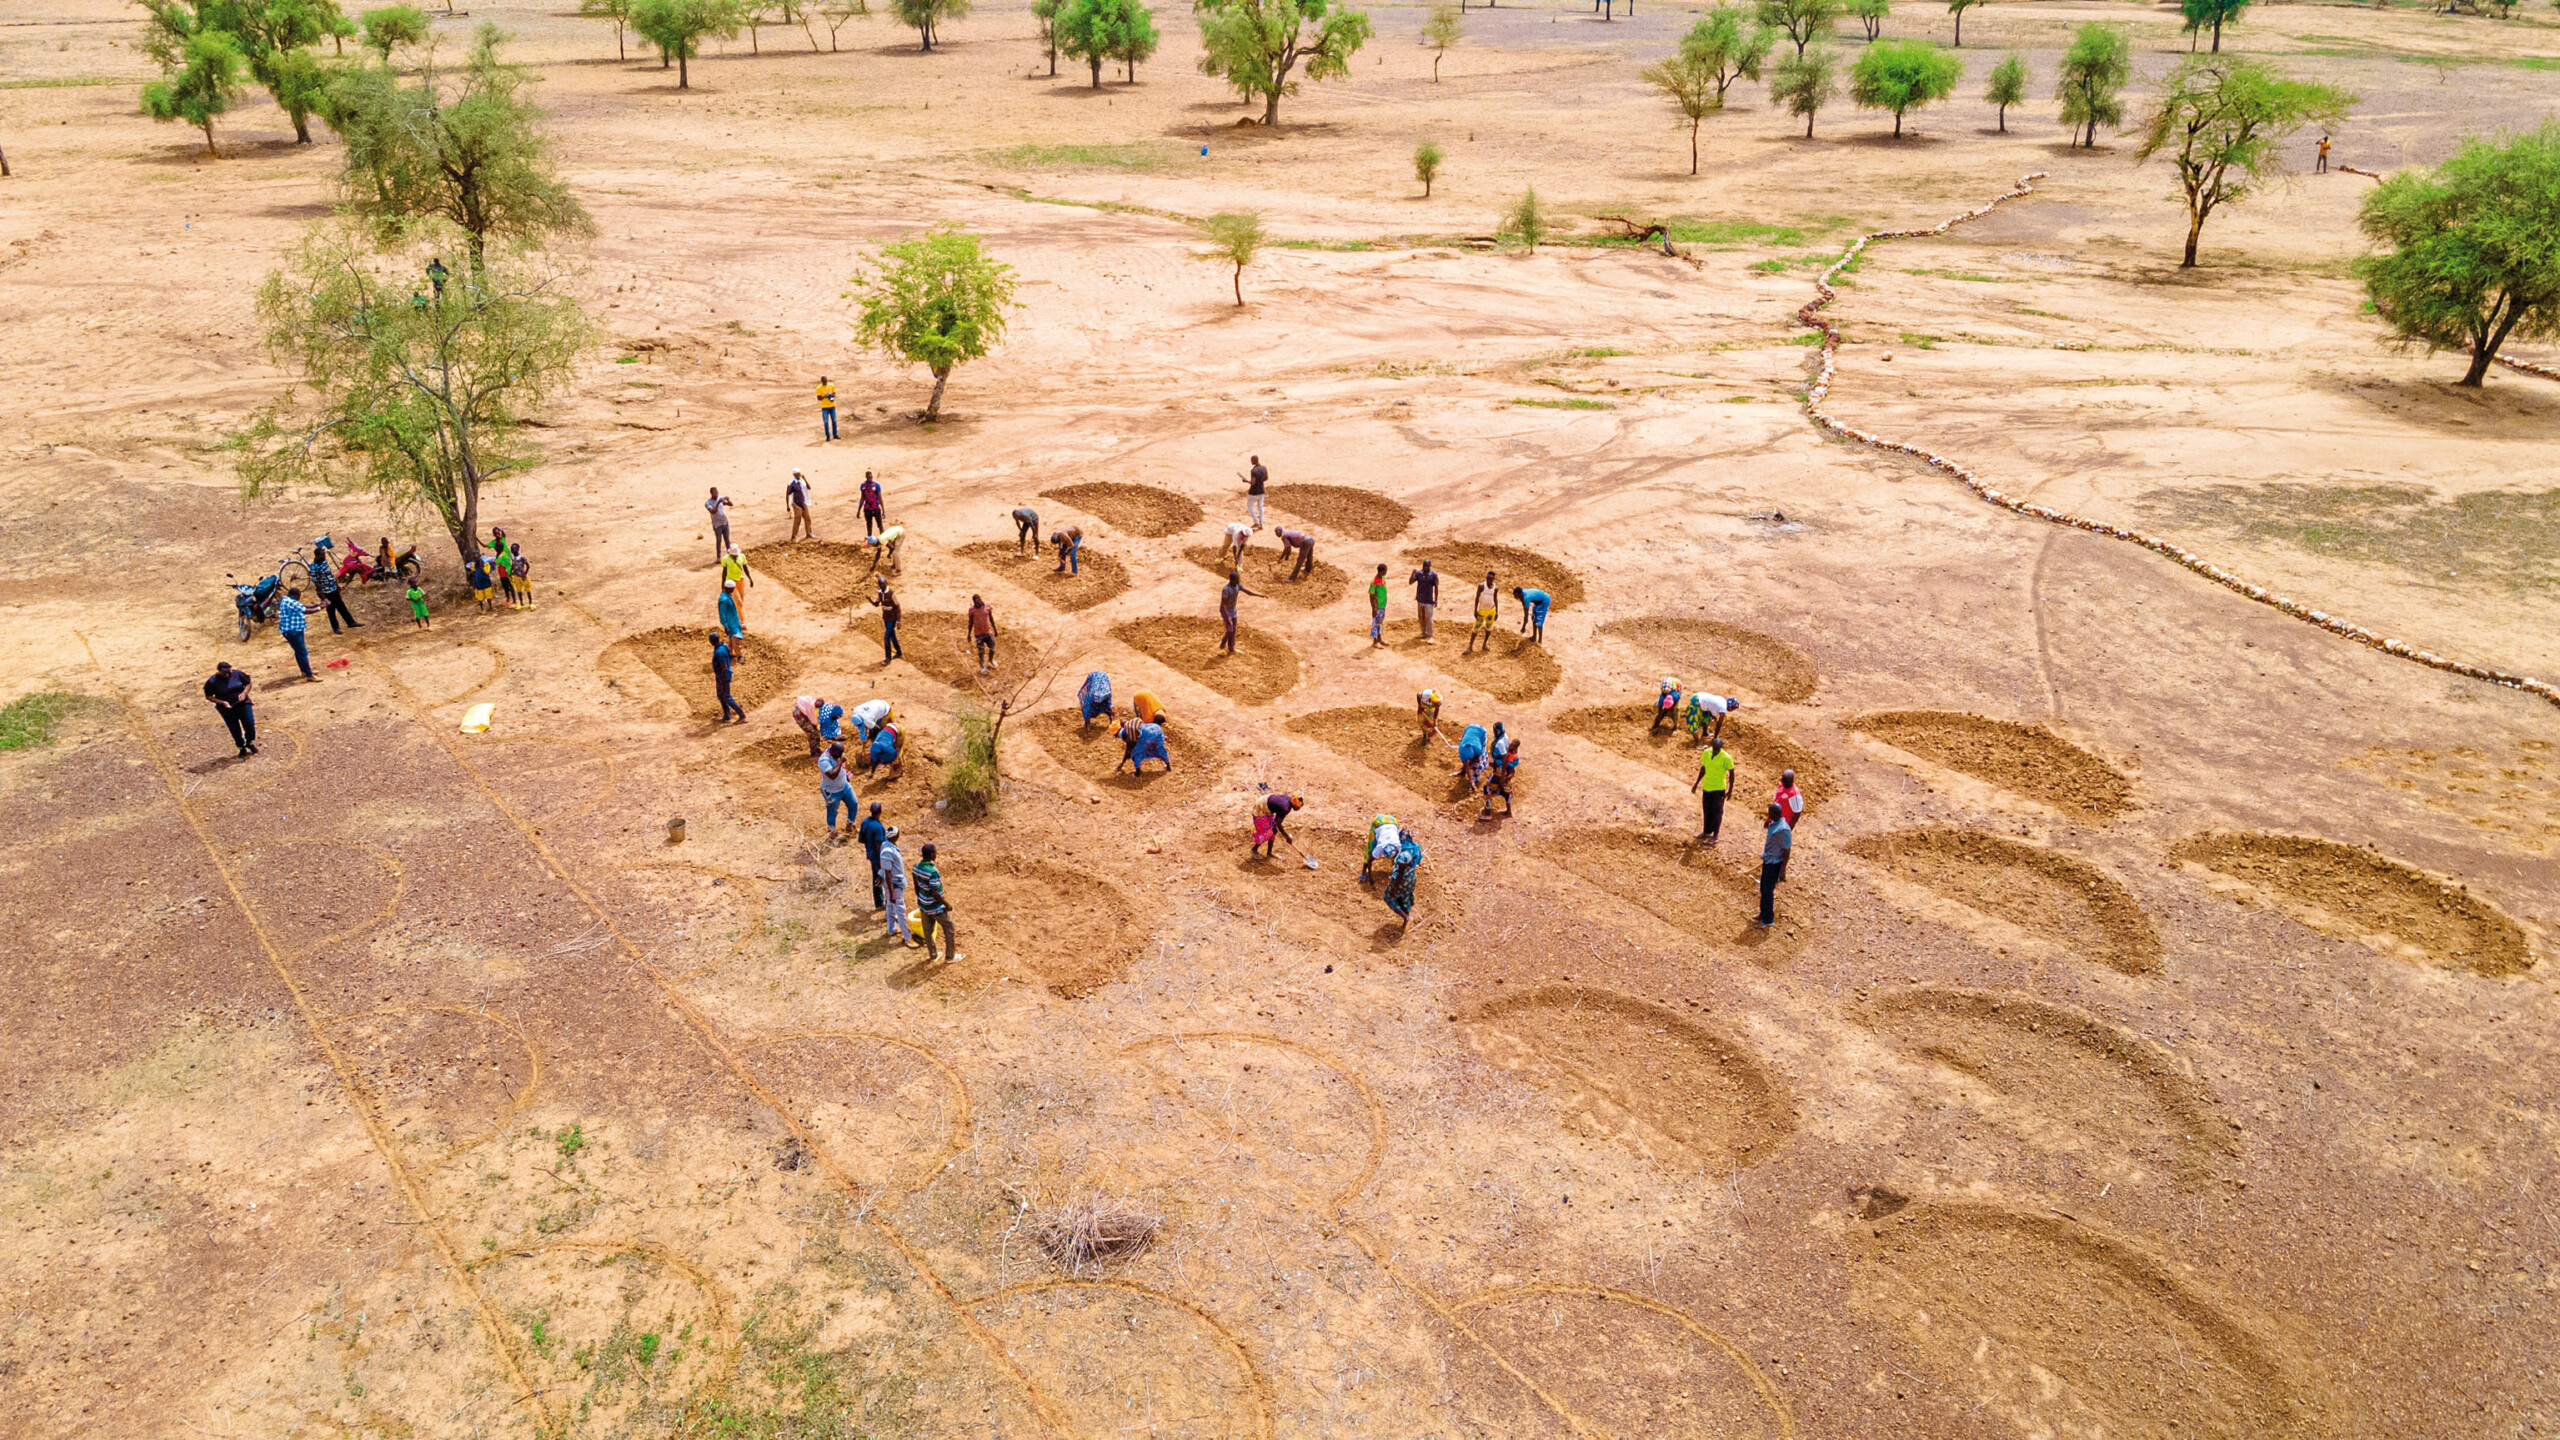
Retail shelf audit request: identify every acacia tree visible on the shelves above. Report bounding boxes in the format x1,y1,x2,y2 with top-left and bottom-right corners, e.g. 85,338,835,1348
1423,3,1459,80
2357,122,2560,386
578,0,633,58
1851,0,1888,41
1770,42,1837,135
143,0,340,145
2180,0,2248,52
1755,0,1840,59
2056,23,2129,148
1985,49,2025,130
231,223,595,569
632,0,742,84
360,4,432,59
1414,138,1442,195
889,0,969,50
1113,1,1160,77
1197,211,1265,303
1195,0,1373,126
1033,0,1062,71
335,26,592,272
1059,0,1142,83
2135,58,2351,267
1681,6,1773,107
818,0,867,49
850,225,1017,422
1642,51,1722,174
1849,36,1958,135
140,26,246,155
1944,0,1974,45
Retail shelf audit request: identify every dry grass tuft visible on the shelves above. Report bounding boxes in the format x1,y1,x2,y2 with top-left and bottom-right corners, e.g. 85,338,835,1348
1028,1192,1161,1275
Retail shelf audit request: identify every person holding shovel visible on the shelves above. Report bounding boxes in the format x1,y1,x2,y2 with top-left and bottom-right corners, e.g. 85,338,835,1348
1252,791,1304,859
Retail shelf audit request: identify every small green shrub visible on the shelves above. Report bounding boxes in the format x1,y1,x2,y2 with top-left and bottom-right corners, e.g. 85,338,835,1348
942,702,1000,818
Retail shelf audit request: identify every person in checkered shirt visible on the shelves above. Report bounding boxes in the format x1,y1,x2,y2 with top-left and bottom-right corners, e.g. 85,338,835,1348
277,587,317,680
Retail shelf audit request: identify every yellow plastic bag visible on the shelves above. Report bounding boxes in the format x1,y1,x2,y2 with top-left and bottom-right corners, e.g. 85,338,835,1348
460,702,494,734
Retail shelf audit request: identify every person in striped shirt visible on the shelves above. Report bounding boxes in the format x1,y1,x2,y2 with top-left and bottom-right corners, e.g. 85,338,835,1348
277,587,317,679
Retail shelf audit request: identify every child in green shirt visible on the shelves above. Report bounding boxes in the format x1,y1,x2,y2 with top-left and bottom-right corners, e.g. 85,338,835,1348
406,583,430,628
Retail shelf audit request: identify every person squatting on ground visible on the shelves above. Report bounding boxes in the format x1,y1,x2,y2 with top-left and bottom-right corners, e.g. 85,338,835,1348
1219,570,1265,653
1466,571,1499,654
968,595,999,670
817,375,838,440
1408,561,1440,641
1012,506,1041,554
820,742,858,840
1079,670,1114,726
204,660,257,757
862,472,886,537
871,580,902,661
877,826,913,946
1223,521,1253,569
869,525,905,574
1275,527,1316,581
1252,791,1303,858
787,471,816,541
1242,455,1268,530
1363,814,1401,880
1368,564,1389,648
1756,803,1793,926
864,715,904,777
1692,734,1735,843
912,843,956,962
706,487,734,560
711,632,746,722
859,802,888,909
1050,525,1082,576
277,587,317,679
1512,586,1550,643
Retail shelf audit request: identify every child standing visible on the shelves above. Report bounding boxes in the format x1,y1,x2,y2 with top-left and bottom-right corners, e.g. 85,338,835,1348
406,580,430,629
510,547,534,609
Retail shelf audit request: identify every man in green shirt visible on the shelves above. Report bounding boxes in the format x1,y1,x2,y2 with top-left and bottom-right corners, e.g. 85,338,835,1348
1689,736,1735,843
1367,564,1389,648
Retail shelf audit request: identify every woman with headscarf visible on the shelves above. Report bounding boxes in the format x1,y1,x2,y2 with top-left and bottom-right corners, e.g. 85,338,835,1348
719,580,744,639
1451,722,1489,793
1383,833,1424,928
1363,814,1401,880
1078,670,1114,726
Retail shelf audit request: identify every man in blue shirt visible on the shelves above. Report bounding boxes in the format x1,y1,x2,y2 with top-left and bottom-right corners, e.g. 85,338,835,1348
1754,803,1792,926
710,631,745,722
276,588,317,679
857,802,887,910
203,661,256,757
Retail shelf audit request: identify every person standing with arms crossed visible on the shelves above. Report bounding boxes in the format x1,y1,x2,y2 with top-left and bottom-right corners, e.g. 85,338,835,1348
861,472,886,537
817,375,839,440
1367,564,1389,648
710,630,746,723
1754,802,1792,927
1407,560,1441,642
1219,570,1265,654
1241,456,1268,530
1690,734,1734,844
705,488,734,562
786,471,816,541
204,660,257,757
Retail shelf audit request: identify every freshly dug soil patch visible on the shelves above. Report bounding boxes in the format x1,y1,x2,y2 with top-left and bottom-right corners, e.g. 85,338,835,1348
1404,543,1585,609
1110,616,1299,707
1203,824,1460,949
953,541,1131,612
736,729,945,801
1383,620,1560,704
2172,831,2534,976
1541,828,1804,952
1852,711,2134,821
1464,984,1795,1176
1552,706,1829,814
1848,1203,2300,1439
1179,544,1347,609
1859,987,2231,1185
746,540,880,612
854,610,1043,690
610,627,794,719
941,855,1147,998
1040,482,1203,538
1023,707,1227,805
1286,705,1479,807
1847,828,2159,975
1267,483,1413,541
1600,617,1817,704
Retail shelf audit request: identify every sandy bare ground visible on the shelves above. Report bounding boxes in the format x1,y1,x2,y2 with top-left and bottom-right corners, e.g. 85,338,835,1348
4,0,2559,1435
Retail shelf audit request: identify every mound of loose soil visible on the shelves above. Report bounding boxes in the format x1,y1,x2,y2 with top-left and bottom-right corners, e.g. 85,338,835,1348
1286,706,1481,807
1404,543,1585,609
1267,483,1413,541
1380,620,1561,704
1551,705,1829,814
1040,482,1203,538
1541,828,1804,951
1464,985,1795,1176
941,855,1146,997
736,729,945,801
853,611,1042,690
1023,707,1227,805
611,627,794,719
1848,1204,2301,1439
1847,828,2159,975
1202,824,1460,949
1860,987,2231,1185
1178,544,1347,609
747,540,879,612
1110,616,1299,707
1599,617,1817,704
953,541,1131,612
2172,831,2534,976
1852,711,2134,821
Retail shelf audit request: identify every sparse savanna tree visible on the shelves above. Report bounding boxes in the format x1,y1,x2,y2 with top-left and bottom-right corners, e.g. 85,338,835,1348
631,0,742,84
140,24,246,155
1770,42,1837,136
579,0,633,57
1755,0,1840,59
1501,185,1546,249
1851,0,1888,41
1944,0,1974,45
2056,23,2129,148
2135,57,2352,267
1642,50,1722,174
1033,0,1062,72
1985,49,2026,130
1059,0,1154,83
334,25,593,273
1113,0,1160,79
230,222,595,571
890,0,969,50
1414,138,1442,195
143,0,340,144
2180,0,2248,52
1423,3,1460,81
2357,122,2560,386
1848,36,1958,135
1195,0,1374,127
359,4,431,60
819,0,867,49
1681,5,1774,108
848,224,1016,422
1197,210,1265,303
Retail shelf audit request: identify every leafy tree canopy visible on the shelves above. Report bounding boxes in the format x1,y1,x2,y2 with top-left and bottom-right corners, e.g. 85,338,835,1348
1195,0,1373,126
849,225,1017,421
2134,56,2352,266
1848,36,1959,134
2056,22,2129,148
631,0,743,84
2358,122,2560,385
1679,6,1774,105
140,24,247,155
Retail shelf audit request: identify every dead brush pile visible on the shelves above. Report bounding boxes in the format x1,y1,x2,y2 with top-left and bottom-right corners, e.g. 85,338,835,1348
1026,1192,1161,1275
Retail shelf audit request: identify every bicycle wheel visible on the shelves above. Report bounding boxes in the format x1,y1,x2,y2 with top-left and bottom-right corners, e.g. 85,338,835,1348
277,559,312,590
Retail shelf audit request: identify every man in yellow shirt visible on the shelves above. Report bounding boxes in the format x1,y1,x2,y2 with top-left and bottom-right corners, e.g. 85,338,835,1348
816,375,838,440
1689,735,1736,843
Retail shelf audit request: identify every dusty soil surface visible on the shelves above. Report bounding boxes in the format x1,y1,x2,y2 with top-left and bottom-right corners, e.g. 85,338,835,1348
1178,542,1348,608
8,0,2560,1434
855,609,1041,689
1039,482,1204,538
1265,483,1413,541
1403,542,1587,609
1383,618,1561,703
1853,710,2136,821
1110,616,1300,706
1022,706,1229,805
1553,704,1831,813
